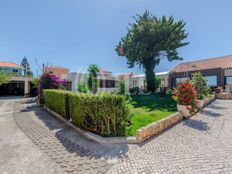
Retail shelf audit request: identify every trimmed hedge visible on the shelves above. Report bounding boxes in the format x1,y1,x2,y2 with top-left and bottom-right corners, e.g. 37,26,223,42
43,89,70,119
43,90,130,137
69,93,130,136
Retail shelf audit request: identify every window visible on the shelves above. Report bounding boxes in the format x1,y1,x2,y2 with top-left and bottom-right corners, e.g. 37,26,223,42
226,76,232,85
99,80,116,88
12,69,19,72
204,76,217,86
176,77,188,84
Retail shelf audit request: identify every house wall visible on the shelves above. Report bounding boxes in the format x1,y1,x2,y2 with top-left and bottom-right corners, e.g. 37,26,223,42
224,68,232,76
0,66,23,76
61,72,118,93
168,68,224,88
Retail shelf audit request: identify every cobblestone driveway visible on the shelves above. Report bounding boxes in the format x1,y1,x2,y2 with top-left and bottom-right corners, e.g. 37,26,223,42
12,98,136,174
109,100,232,174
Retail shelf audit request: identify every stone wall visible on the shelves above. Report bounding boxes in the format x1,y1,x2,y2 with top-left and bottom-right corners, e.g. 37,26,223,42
216,92,232,100
136,112,183,141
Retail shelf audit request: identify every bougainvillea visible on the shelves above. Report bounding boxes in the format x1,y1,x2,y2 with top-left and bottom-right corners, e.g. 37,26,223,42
173,80,198,115
38,73,65,103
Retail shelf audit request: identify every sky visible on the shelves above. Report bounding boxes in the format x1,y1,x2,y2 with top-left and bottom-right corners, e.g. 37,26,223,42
0,0,232,76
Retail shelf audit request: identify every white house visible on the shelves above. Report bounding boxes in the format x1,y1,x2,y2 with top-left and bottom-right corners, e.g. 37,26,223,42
118,71,169,92
61,67,169,94
61,68,118,93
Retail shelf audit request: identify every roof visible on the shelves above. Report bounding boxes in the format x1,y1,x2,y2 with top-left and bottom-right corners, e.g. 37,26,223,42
171,55,232,73
0,61,22,68
46,66,69,71
132,71,169,78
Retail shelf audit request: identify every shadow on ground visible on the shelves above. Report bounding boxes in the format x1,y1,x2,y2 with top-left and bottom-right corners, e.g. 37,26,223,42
183,119,209,131
30,107,131,160
131,94,177,112
202,110,223,117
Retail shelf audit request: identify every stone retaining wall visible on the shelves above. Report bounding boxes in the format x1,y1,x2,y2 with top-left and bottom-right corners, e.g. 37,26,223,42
136,112,183,141
136,95,216,142
215,92,232,100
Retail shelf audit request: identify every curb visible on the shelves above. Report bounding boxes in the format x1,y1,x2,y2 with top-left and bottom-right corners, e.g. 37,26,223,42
44,107,140,144
44,95,215,144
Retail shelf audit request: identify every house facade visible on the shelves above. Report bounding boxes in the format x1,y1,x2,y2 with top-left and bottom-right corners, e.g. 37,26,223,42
62,67,169,94
168,55,232,88
0,61,23,76
0,61,33,96
61,68,117,93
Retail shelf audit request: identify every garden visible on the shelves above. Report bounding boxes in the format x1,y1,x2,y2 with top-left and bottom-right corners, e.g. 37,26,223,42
36,11,214,141
38,70,213,140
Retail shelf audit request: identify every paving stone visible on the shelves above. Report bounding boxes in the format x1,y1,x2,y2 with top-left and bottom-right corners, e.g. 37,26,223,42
13,101,112,174
108,100,232,174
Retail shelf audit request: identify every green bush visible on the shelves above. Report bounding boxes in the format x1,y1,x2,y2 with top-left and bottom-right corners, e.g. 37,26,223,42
43,90,130,137
43,89,70,119
77,82,89,93
69,92,130,136
191,72,210,99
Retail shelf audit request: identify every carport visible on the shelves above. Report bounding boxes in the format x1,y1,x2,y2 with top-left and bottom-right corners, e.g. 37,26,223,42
0,77,33,96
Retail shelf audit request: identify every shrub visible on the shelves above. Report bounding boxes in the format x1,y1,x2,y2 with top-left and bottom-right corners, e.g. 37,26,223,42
38,73,65,104
117,80,126,95
69,92,130,136
173,80,198,115
77,82,89,93
155,76,162,89
43,89,70,119
191,72,210,99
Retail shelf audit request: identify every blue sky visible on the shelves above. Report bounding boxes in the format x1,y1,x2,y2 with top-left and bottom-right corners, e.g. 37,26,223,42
0,0,231,76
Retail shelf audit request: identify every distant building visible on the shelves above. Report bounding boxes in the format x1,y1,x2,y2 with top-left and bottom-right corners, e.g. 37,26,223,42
0,61,33,96
0,61,23,76
45,66,70,78
61,68,117,93
169,55,232,88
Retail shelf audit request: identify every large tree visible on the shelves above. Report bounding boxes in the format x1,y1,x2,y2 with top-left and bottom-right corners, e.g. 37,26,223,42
87,64,100,93
116,11,189,92
21,57,33,77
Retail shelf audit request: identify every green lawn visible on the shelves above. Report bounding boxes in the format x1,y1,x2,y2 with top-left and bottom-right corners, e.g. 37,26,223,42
127,94,177,136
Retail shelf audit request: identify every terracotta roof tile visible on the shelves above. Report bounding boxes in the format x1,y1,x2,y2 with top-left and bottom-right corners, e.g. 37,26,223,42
45,66,70,78
171,55,232,73
0,61,21,68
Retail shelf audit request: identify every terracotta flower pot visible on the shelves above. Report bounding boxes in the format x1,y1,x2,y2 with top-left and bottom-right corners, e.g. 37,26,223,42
177,104,190,119
197,99,204,109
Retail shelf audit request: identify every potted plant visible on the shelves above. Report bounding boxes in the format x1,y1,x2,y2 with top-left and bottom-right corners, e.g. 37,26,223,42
173,80,198,118
190,72,210,109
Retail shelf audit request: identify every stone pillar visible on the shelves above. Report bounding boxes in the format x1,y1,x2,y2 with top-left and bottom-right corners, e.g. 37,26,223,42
24,80,29,96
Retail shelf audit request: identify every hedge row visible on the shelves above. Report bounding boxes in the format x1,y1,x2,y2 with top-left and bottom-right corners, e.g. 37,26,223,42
43,90,130,136
43,89,70,119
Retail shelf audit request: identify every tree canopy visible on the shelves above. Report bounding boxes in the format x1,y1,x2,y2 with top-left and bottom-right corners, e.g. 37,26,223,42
116,11,189,92
21,57,33,77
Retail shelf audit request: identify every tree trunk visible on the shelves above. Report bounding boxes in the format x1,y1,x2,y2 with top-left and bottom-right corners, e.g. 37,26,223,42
144,62,156,92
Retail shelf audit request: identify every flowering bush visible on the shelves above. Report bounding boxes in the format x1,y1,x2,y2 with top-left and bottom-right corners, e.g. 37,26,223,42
173,80,198,115
38,73,65,103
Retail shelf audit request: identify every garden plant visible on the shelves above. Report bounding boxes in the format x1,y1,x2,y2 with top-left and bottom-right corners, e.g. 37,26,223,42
174,80,198,116
191,72,210,100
